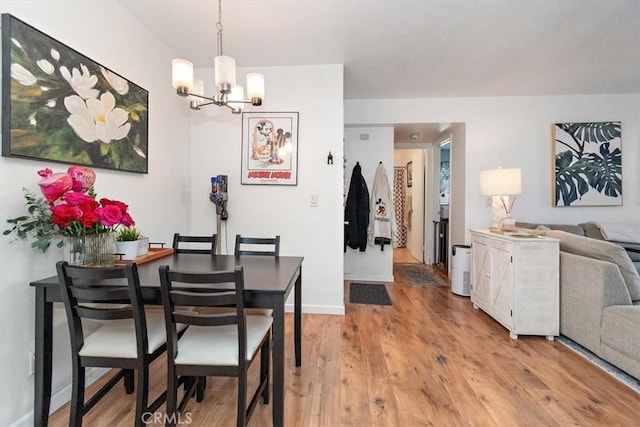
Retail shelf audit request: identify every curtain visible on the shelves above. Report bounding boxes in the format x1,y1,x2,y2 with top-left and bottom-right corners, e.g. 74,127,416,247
393,167,407,248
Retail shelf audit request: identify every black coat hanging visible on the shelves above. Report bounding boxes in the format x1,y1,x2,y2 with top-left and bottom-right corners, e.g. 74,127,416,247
344,162,370,251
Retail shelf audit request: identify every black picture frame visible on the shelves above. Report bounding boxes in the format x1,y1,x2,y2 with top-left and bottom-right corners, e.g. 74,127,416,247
240,111,299,185
407,161,413,187
1,14,149,173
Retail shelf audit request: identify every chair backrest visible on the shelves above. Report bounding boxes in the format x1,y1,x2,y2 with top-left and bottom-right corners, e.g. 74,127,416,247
56,261,148,359
234,235,280,257
159,265,247,367
172,233,217,255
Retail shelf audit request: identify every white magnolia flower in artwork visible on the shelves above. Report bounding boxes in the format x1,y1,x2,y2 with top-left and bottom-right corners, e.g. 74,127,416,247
37,59,55,75
11,38,23,49
64,92,131,143
50,48,60,61
11,63,37,85
132,145,146,159
60,64,99,99
100,67,129,95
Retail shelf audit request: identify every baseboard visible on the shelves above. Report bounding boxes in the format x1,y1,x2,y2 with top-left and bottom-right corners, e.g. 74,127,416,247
9,367,109,427
285,303,345,315
344,273,394,283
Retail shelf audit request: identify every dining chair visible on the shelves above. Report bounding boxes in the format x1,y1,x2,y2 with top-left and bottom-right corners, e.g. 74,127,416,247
159,265,272,427
172,233,217,255
56,261,175,427
233,234,281,317
234,235,280,257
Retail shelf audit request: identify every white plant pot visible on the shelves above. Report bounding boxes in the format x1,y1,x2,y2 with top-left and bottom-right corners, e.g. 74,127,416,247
138,237,149,256
116,240,140,260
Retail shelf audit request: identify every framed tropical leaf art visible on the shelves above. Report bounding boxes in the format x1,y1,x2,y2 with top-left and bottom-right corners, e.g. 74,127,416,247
1,14,148,173
553,122,621,206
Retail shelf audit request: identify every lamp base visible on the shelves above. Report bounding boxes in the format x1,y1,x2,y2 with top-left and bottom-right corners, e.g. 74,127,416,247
500,216,516,231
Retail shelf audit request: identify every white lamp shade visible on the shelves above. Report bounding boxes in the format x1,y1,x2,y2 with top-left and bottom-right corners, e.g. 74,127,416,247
171,58,193,90
246,73,265,100
480,168,522,195
187,78,204,104
214,55,236,89
228,85,245,111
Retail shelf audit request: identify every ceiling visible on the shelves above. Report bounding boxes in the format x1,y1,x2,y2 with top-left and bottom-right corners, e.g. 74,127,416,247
118,0,640,142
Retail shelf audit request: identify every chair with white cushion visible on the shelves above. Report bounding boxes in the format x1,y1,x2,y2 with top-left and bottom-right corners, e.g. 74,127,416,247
159,265,272,427
56,261,176,427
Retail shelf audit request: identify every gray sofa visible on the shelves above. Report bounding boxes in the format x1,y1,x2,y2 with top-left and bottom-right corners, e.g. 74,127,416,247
536,229,640,380
516,221,640,273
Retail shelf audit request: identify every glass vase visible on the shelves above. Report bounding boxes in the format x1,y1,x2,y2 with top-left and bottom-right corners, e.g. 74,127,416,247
63,232,116,268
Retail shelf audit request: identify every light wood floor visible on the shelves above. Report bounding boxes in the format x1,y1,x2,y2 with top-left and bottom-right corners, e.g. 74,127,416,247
47,261,639,426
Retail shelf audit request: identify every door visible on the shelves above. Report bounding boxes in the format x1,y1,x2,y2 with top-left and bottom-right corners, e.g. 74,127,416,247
490,243,513,328
471,237,491,308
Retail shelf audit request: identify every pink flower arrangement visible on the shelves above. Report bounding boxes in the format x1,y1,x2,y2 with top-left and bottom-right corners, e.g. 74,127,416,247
4,165,135,252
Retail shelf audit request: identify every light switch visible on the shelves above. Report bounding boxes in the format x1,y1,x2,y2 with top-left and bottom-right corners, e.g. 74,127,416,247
310,194,319,207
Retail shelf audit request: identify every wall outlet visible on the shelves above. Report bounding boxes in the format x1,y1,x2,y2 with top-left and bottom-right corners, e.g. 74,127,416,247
310,194,319,207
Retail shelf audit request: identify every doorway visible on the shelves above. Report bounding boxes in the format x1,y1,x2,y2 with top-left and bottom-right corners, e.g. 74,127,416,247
392,124,457,278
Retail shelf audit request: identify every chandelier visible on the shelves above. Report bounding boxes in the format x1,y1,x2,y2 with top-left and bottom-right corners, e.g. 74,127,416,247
171,0,264,114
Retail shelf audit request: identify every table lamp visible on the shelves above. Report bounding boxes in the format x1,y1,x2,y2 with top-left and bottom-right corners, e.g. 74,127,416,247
480,168,522,230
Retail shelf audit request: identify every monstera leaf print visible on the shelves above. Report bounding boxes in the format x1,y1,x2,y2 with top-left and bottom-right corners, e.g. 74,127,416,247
554,122,621,206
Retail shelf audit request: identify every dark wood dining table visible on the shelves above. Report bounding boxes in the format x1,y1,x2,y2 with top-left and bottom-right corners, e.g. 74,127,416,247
30,253,303,427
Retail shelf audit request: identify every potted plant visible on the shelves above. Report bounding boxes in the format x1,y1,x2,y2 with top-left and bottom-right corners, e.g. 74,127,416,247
115,227,141,260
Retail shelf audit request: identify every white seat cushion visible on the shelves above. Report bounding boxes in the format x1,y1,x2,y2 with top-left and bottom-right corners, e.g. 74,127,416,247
175,315,272,366
204,307,273,317
79,311,184,358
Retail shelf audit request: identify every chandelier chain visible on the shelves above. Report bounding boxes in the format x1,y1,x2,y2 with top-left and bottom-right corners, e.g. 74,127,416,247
216,0,224,56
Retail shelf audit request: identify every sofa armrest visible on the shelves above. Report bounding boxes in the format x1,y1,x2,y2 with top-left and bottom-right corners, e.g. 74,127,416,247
559,251,632,356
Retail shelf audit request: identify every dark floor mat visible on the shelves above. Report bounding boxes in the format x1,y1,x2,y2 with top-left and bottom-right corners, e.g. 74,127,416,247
395,263,447,286
349,283,392,305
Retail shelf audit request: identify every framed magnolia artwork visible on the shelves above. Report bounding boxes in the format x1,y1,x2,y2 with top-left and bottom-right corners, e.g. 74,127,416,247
1,14,149,173
553,122,622,206
240,111,299,185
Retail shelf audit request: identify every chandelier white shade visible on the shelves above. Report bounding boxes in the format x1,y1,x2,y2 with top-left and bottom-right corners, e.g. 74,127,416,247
170,0,264,114
171,59,193,91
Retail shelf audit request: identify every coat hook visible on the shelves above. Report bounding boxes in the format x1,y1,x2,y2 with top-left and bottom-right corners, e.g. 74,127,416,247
327,151,334,165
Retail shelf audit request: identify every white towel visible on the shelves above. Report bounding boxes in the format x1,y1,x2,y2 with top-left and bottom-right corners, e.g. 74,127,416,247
588,222,640,244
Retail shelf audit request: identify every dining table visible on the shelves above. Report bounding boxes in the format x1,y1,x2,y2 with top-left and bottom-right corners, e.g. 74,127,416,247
30,253,304,427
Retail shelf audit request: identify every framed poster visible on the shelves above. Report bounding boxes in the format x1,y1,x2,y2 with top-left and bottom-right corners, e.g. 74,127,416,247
553,122,621,206
406,161,413,187
1,14,149,173
241,112,299,185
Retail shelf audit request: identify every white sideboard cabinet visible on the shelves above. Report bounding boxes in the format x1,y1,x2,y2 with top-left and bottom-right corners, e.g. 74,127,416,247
470,229,559,340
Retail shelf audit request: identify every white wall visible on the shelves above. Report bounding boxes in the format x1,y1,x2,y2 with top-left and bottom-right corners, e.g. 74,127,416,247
344,127,394,282
0,2,191,424
346,94,640,244
189,64,345,314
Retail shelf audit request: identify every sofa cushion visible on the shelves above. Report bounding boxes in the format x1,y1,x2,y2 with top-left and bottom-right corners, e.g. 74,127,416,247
516,222,585,236
545,230,640,302
578,222,605,240
601,306,640,362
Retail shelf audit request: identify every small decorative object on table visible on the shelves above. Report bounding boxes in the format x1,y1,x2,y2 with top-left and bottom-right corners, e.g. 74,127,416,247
137,235,150,256
3,165,135,267
115,227,142,260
